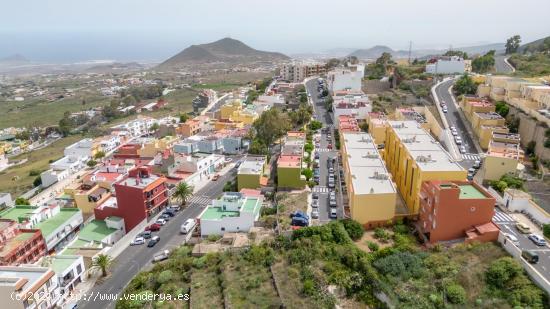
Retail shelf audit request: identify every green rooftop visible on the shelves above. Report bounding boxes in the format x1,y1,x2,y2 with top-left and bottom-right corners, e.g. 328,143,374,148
0,206,38,223
242,197,260,214
459,185,487,199
78,219,117,242
201,207,240,220
61,239,102,255
36,209,81,238
51,256,80,274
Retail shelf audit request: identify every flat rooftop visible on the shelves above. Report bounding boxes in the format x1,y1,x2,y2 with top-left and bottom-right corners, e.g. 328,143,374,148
475,112,504,120
388,121,464,172
35,209,81,239
51,255,80,274
458,185,487,199
238,156,266,175
343,133,396,195
117,174,162,189
0,266,51,291
78,219,117,242
0,231,37,258
0,206,38,222
200,197,260,220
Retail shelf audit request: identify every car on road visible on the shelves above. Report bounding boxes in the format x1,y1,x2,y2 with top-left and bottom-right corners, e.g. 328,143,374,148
330,208,337,218
163,209,175,217
328,167,334,173
528,234,547,246
212,174,220,181
502,233,519,244
168,205,181,212
460,146,466,154
311,209,319,219
521,250,539,263
156,218,167,226
473,160,481,169
451,130,458,136
450,126,455,131
327,144,332,149
443,108,448,113
312,199,319,208
515,222,531,234
147,235,160,247
454,136,462,144
466,175,474,181
160,213,171,221
130,236,145,246
153,249,170,262
312,192,319,200
145,223,161,232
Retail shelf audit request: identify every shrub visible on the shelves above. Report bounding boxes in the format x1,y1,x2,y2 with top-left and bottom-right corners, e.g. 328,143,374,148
485,257,523,288
393,224,408,234
341,219,364,241
245,245,275,266
29,170,41,176
367,241,379,252
445,283,466,304
303,279,315,295
157,270,173,284
543,224,550,239
373,228,390,242
207,235,222,242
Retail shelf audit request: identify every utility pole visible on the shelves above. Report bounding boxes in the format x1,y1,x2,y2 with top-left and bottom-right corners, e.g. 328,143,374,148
408,41,412,65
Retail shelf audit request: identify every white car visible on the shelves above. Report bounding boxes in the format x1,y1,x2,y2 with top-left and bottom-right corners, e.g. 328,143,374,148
224,157,233,163
130,236,145,246
153,249,170,262
503,233,519,244
460,146,466,153
451,130,458,136
450,126,456,131
156,218,167,226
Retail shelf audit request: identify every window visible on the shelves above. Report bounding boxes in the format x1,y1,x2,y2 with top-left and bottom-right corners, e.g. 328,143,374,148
76,264,82,275
221,227,225,231
470,206,476,212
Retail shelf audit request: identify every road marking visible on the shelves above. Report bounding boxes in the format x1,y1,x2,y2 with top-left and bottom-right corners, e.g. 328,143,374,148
187,196,211,205
313,186,329,193
493,212,515,223
462,153,481,161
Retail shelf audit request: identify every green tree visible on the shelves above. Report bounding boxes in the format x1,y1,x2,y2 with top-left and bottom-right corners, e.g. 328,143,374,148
308,120,323,131
173,182,193,205
472,50,496,73
33,176,42,188
445,283,466,304
91,254,113,277
495,101,510,117
179,113,189,123
505,35,521,54
443,50,469,60
301,168,313,181
543,224,550,239
58,111,74,136
453,74,477,95
149,123,160,132
485,257,522,288
94,151,106,160
14,197,30,205
251,108,291,151
87,160,97,168
341,219,364,240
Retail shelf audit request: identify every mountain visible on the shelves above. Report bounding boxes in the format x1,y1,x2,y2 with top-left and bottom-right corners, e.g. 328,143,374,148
349,43,505,60
518,36,550,53
0,54,30,65
158,38,289,69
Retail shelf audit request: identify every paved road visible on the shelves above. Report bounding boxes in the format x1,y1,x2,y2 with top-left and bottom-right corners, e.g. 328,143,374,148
305,78,343,222
495,55,515,74
493,208,550,278
434,79,481,168
78,168,237,309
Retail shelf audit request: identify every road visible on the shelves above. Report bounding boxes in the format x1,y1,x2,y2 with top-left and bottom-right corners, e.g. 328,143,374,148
78,167,237,309
495,55,515,74
434,79,481,168
305,78,343,222
493,208,550,279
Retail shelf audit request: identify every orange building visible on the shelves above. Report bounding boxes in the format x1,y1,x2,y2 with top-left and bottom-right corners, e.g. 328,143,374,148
418,180,498,244
338,115,361,133
0,220,47,266
177,116,210,137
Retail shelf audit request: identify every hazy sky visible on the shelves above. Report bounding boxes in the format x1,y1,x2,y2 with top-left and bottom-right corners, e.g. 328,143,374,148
1,0,549,62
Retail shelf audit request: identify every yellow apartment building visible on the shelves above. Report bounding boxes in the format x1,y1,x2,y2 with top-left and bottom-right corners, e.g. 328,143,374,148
237,156,268,191
478,126,509,150
482,132,523,181
341,132,397,227
366,113,387,145
220,99,243,120
383,121,466,214
471,112,506,136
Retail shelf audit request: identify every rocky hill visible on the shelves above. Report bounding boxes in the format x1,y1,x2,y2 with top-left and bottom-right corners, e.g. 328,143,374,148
158,38,289,69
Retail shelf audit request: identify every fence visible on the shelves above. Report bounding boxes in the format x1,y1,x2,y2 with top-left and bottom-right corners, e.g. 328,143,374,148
497,233,550,294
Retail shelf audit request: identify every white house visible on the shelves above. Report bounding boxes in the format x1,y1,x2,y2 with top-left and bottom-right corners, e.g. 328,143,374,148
49,255,85,297
0,154,8,172
40,168,71,188
502,189,550,224
0,265,61,309
168,153,224,187
327,67,364,93
332,90,372,125
64,138,94,158
0,192,13,208
98,135,121,153
425,56,468,74
199,192,263,236
50,155,87,173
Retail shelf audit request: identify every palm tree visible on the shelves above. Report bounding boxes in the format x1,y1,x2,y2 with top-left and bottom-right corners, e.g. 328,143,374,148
91,254,113,277
173,182,194,205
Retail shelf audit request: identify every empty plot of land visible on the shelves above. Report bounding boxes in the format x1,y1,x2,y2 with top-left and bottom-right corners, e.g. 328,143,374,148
190,268,224,309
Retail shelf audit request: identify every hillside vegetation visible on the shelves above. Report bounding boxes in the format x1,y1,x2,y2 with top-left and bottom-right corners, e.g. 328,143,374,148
116,220,548,309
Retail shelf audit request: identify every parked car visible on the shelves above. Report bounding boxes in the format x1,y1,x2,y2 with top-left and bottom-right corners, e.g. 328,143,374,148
443,108,448,113
311,209,319,219
515,222,531,234
455,137,462,145
312,192,319,200
147,235,160,247
212,174,220,181
181,218,197,234
522,250,539,263
328,180,335,188
327,143,333,149
292,216,309,227
130,236,145,246
473,160,481,169
140,230,152,239
450,126,455,131
156,218,167,226
145,223,161,231
153,249,170,262
160,214,171,221
460,146,466,154
312,199,319,208
330,208,337,218
528,234,547,246
314,152,320,159
502,232,519,244
328,167,334,173
168,205,181,212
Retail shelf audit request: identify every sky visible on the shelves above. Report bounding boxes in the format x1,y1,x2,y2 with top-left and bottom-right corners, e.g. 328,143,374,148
1,0,549,62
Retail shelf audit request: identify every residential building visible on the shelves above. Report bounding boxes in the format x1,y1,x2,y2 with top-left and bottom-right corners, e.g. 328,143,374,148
63,181,112,215
425,56,468,74
460,96,495,123
64,138,97,158
167,152,224,187
331,90,372,125
40,168,71,188
482,132,523,181
0,220,46,266
177,115,211,137
49,155,87,173
95,166,168,232
0,265,61,309
198,192,263,236
478,125,509,150
502,189,550,225
365,112,388,145
337,115,361,134
383,121,466,214
237,156,268,191
327,67,363,93
220,99,243,120
341,133,397,227
97,135,122,153
0,192,14,208
0,205,83,252
418,180,498,243
280,61,327,83
277,131,306,189
471,112,506,135
49,255,85,296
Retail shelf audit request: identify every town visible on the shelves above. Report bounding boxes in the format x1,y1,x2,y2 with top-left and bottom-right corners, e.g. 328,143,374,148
1,2,550,308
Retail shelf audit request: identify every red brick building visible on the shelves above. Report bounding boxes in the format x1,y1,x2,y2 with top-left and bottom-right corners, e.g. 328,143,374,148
418,180,499,243
0,220,47,266
94,166,169,232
